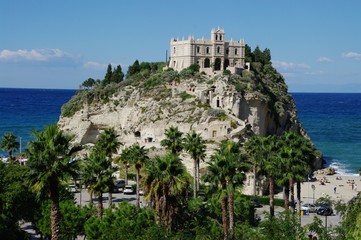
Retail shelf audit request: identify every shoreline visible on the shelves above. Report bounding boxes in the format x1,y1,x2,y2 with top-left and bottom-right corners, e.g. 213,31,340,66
274,172,360,204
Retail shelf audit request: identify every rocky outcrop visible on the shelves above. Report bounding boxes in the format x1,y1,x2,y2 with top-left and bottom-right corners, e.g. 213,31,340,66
58,74,312,173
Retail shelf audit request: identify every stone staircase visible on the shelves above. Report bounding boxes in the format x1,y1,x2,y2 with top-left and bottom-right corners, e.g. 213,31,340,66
226,111,247,138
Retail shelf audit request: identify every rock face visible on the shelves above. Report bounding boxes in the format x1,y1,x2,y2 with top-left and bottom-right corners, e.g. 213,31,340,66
58,74,319,172
60,76,293,145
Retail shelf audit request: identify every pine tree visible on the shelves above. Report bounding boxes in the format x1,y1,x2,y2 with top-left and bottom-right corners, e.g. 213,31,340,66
111,65,124,83
103,64,113,85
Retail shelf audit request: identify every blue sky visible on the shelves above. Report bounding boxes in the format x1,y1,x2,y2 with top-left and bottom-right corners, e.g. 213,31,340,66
1,1,361,92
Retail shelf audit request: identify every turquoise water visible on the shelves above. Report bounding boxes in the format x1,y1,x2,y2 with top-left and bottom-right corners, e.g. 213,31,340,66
0,88,360,175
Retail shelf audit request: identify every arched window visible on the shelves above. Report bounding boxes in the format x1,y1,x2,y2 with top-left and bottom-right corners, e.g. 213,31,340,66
216,35,218,40
220,35,222,41
206,47,209,54
217,47,220,54
204,58,210,68
196,46,200,53
235,48,238,55
226,48,229,54
214,58,221,71
174,47,176,54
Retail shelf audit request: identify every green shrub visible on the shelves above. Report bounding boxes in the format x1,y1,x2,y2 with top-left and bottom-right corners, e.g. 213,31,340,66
207,109,227,121
143,75,164,89
179,69,193,79
223,69,231,76
188,64,200,73
178,91,193,101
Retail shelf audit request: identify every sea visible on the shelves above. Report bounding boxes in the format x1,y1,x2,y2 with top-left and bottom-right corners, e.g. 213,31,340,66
291,93,361,176
0,88,360,175
0,88,76,155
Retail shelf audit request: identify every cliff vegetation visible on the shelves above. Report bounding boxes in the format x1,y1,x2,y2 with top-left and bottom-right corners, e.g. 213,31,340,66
59,45,313,171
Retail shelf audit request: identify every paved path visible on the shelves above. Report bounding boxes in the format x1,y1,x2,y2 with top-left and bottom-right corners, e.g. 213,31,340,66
74,188,144,207
255,205,342,228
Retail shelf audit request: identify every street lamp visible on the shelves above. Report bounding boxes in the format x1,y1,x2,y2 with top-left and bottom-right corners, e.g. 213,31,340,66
311,184,316,204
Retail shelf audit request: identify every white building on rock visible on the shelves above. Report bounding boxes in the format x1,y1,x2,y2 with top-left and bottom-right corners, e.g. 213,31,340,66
168,27,247,75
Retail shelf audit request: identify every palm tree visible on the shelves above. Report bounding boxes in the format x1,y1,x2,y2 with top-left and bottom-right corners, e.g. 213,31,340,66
95,128,121,207
204,147,228,240
183,131,206,198
281,131,316,219
95,128,122,157
115,147,131,185
277,146,295,210
160,126,184,155
204,140,249,240
244,137,258,196
26,124,79,240
144,154,190,231
219,140,249,240
1,132,20,161
128,144,149,208
81,150,116,218
257,135,280,217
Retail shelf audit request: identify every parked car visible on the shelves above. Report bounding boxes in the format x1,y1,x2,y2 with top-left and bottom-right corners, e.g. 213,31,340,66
67,184,78,193
301,203,317,213
315,202,331,211
316,205,333,216
115,179,126,189
123,185,134,195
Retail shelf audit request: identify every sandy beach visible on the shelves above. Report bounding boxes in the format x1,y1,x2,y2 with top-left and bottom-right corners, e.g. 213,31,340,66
275,173,361,204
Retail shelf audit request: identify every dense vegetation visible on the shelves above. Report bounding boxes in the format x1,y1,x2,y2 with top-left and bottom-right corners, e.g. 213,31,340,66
1,128,359,239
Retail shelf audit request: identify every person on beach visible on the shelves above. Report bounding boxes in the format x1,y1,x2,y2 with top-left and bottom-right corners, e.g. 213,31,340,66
334,187,336,194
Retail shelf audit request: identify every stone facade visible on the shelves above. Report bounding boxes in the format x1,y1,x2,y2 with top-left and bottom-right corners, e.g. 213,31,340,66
168,27,246,74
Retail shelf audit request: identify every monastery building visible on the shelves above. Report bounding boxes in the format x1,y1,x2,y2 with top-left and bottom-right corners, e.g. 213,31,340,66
168,27,247,75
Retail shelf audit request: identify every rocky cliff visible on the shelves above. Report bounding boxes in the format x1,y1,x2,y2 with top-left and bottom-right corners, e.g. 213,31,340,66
59,66,322,172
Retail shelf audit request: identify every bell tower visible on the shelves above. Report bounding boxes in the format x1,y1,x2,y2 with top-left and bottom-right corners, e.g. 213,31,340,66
211,26,225,42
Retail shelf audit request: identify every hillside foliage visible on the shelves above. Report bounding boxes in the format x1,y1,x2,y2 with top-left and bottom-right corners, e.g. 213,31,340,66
61,46,294,123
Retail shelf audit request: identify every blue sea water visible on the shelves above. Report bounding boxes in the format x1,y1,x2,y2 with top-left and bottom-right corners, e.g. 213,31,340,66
0,88,75,155
0,88,360,175
292,93,361,175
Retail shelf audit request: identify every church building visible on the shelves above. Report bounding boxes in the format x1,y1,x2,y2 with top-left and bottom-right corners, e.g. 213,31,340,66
168,27,246,74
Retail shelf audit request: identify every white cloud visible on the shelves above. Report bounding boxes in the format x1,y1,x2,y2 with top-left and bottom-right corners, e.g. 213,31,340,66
0,48,78,62
304,70,324,75
342,52,361,60
317,57,334,62
83,61,107,70
273,60,310,70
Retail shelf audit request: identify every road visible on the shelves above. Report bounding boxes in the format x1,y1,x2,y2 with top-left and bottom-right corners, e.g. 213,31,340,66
255,205,342,228
74,188,145,208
